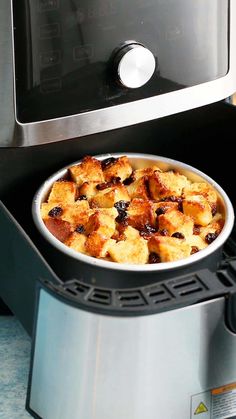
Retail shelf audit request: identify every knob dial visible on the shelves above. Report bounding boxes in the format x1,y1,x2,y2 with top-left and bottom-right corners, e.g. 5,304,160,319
114,43,156,89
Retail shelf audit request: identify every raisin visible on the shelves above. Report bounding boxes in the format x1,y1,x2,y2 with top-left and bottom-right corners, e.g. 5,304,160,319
101,157,117,170
211,204,217,216
96,177,121,190
115,210,128,225
161,196,182,203
193,225,200,235
161,196,183,212
96,182,110,191
178,201,183,212
159,229,168,236
56,177,69,182
48,206,63,217
172,232,185,239
139,224,157,239
77,195,87,201
155,206,166,216
114,200,130,211
148,252,161,264
191,246,199,255
111,176,121,184
123,173,135,185
75,225,85,234
205,232,218,244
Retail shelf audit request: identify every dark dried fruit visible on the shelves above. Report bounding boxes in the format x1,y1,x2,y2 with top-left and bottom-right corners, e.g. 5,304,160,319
191,246,199,255
205,232,218,244
114,200,130,211
172,232,185,239
111,176,121,184
148,252,161,264
56,177,69,182
96,177,121,191
96,182,110,191
211,204,217,216
155,206,166,216
161,196,183,211
161,196,182,203
123,173,135,185
115,210,128,225
48,206,63,217
193,225,200,235
77,194,87,201
101,157,118,170
75,225,85,234
139,224,157,239
159,229,168,236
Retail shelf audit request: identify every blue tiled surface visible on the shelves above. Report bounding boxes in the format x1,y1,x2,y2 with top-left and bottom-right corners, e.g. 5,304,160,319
0,316,32,418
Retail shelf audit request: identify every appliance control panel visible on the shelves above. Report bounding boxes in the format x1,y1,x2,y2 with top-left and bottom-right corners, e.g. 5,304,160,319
13,0,229,124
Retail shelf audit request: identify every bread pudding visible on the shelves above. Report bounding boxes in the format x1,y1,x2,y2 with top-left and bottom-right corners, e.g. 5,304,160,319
40,155,225,265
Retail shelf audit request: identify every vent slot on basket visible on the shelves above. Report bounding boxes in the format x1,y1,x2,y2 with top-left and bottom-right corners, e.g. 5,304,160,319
217,271,234,288
88,289,112,305
63,281,90,297
167,275,207,298
117,291,147,307
144,284,172,305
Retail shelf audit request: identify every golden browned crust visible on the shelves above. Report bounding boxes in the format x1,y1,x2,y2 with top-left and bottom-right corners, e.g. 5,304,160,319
69,156,104,186
149,170,190,199
103,156,132,182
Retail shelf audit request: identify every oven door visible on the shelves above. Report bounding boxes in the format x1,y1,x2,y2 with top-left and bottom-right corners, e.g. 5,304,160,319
1,0,236,147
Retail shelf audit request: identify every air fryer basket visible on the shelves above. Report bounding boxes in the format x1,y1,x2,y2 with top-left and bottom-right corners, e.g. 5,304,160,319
32,153,234,290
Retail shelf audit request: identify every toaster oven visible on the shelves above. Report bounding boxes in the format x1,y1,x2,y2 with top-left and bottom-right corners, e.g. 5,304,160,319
1,1,236,418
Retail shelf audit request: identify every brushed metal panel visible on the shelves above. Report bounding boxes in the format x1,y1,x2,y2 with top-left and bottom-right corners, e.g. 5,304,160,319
29,291,236,419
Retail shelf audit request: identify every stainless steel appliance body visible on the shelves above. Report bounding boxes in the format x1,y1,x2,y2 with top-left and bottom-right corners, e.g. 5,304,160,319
28,289,236,419
1,1,236,418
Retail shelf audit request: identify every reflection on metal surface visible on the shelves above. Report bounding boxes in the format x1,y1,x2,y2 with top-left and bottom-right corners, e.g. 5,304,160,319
225,93,236,106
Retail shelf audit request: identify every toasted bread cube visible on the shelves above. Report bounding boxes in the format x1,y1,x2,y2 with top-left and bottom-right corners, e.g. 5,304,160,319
182,195,212,226
97,207,118,218
103,156,133,182
185,234,208,251
183,182,217,206
41,202,61,220
44,218,72,242
86,211,116,238
64,232,87,253
148,236,191,262
91,184,130,208
126,176,149,200
69,156,104,186
127,198,155,230
48,181,77,204
85,232,115,258
133,166,162,180
153,201,179,215
199,214,224,241
62,205,91,228
108,236,149,264
122,226,140,240
149,170,190,199
158,209,194,239
79,182,98,200
41,201,90,227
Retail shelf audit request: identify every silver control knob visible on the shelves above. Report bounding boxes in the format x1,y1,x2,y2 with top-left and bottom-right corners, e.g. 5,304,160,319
115,43,156,89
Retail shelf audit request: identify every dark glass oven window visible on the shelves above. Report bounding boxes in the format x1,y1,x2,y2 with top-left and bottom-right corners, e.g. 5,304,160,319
13,0,229,123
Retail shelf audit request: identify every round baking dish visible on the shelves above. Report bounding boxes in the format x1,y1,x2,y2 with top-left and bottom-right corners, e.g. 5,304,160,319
32,153,234,288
